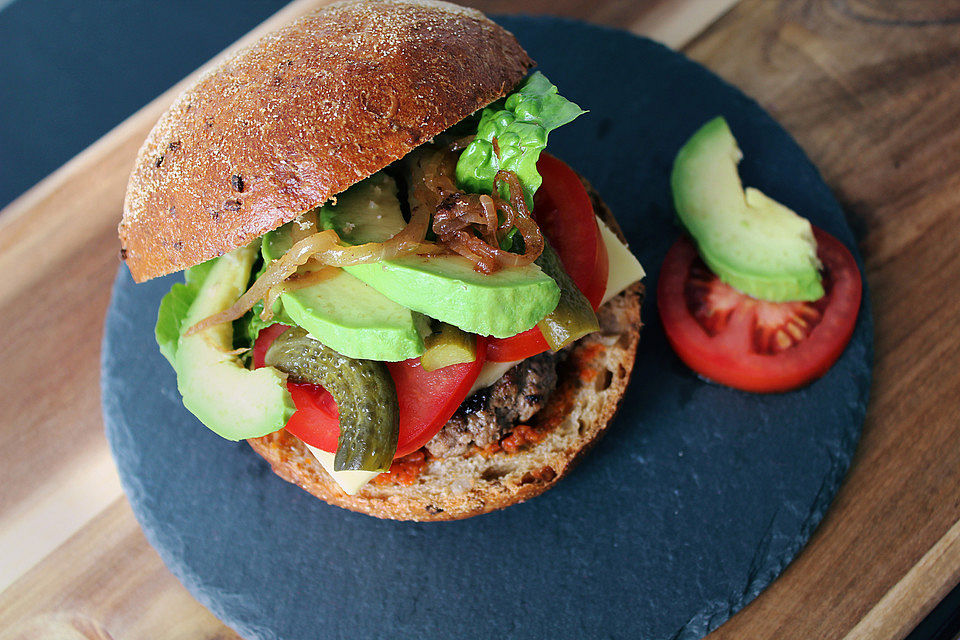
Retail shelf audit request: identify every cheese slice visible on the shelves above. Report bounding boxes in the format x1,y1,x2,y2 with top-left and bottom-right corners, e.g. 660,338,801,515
597,216,646,304
304,444,380,495
306,216,645,495
469,360,519,396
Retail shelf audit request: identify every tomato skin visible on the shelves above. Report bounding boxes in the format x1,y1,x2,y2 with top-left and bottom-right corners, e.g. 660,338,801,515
388,336,487,457
486,154,609,362
487,325,547,362
283,382,340,451
252,323,289,369
253,328,486,458
533,153,609,309
657,228,862,393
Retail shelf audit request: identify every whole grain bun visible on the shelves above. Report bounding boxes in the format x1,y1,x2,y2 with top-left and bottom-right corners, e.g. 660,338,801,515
248,186,644,521
120,0,532,282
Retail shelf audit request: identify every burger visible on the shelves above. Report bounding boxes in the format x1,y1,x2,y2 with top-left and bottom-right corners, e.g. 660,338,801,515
119,0,645,521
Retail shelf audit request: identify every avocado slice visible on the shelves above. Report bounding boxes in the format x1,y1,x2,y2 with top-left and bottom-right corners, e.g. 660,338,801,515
262,186,427,362
174,243,295,440
268,271,428,361
671,116,823,302
325,172,561,338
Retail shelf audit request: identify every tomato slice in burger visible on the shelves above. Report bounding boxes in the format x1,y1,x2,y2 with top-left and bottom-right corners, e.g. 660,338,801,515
486,153,609,362
657,227,862,393
385,342,486,457
252,323,289,370
254,327,486,458
284,381,341,452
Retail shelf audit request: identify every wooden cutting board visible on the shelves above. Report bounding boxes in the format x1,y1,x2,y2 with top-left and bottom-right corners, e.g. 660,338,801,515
2,1,960,639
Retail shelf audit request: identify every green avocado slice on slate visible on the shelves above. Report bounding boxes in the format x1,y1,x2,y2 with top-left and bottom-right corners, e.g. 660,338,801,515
671,116,824,302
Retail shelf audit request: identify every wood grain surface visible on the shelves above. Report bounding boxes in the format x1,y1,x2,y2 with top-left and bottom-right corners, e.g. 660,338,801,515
1,0,958,639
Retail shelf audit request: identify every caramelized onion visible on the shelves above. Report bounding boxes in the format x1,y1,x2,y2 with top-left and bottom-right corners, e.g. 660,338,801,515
492,171,544,266
286,263,340,289
478,195,498,243
433,194,490,239
261,265,339,321
446,231,499,274
186,193,430,335
413,241,448,256
421,155,544,273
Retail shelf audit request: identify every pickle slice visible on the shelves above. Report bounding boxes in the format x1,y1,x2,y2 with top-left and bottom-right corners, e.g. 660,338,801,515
264,327,399,472
535,242,600,350
421,323,477,371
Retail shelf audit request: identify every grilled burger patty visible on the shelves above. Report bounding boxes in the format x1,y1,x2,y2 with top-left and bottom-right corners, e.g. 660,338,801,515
426,352,561,458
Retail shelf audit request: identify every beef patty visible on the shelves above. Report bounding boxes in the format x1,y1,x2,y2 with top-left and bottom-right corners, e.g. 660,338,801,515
425,351,560,458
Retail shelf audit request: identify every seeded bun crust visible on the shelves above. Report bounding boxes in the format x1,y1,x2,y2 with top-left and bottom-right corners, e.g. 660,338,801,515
248,187,644,521
120,0,532,282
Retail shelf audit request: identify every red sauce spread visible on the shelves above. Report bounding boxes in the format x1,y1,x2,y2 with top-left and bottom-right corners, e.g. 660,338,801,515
500,424,545,453
375,424,550,486
373,449,429,487
577,342,607,382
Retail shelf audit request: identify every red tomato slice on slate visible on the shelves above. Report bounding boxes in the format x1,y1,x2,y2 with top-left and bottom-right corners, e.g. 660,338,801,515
253,327,487,458
486,153,609,362
657,227,862,393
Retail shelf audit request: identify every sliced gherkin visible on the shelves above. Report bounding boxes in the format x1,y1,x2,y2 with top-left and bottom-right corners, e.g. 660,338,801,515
264,327,399,472
535,241,599,351
421,323,477,371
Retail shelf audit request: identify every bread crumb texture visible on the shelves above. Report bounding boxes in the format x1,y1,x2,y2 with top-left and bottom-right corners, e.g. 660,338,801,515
119,0,532,282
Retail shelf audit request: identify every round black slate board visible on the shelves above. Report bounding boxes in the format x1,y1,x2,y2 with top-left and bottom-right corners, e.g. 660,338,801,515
101,16,872,640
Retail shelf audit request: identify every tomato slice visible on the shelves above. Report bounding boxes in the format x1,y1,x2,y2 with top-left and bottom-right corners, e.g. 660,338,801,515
486,153,609,362
486,325,546,362
657,227,862,393
252,323,289,369
534,153,609,308
387,339,487,457
284,382,340,452
253,327,487,458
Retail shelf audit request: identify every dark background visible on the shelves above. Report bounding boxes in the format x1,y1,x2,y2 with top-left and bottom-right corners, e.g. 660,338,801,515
0,0,657,210
0,0,288,209
0,1,956,638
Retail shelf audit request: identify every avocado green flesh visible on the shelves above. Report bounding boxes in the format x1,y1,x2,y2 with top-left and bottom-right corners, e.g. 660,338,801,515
324,172,561,338
671,116,824,302
346,256,560,338
278,270,426,361
175,243,294,441
261,204,426,361
322,171,407,245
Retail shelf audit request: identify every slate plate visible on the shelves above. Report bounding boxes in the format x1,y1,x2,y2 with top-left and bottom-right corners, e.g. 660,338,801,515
101,16,872,640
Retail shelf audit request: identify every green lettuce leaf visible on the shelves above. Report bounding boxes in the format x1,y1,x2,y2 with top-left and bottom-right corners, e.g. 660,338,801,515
236,299,294,350
455,72,585,207
155,258,217,368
